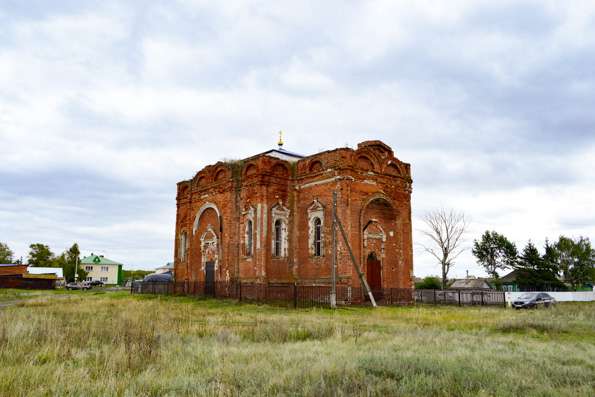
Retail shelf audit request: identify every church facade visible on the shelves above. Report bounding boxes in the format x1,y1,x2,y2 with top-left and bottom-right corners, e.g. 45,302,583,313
174,140,413,295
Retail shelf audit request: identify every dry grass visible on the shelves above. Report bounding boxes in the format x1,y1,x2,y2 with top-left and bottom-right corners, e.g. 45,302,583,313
0,292,594,396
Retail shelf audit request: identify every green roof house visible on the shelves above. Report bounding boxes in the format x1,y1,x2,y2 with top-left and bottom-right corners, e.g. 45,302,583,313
80,254,124,285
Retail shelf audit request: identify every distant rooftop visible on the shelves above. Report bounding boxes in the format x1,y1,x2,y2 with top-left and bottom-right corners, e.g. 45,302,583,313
449,278,493,289
81,254,122,266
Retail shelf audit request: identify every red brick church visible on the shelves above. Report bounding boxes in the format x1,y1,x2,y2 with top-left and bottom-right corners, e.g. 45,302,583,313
174,138,413,295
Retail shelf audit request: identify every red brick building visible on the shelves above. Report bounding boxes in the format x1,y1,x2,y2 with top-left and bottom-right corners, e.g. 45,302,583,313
174,140,413,294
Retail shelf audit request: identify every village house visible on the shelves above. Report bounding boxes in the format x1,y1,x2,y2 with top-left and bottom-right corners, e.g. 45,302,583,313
174,139,413,298
80,254,124,285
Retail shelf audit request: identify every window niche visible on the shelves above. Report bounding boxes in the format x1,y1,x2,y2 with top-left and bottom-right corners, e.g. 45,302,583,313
243,206,255,257
271,203,290,258
179,231,188,261
308,199,325,257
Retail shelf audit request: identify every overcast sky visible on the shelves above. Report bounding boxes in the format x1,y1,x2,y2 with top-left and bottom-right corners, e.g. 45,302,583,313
1,1,594,277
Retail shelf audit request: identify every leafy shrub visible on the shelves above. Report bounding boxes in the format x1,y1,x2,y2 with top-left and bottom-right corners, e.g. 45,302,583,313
415,276,442,289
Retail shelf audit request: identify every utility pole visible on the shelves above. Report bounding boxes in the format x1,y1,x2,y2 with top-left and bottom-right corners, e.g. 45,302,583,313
330,191,337,308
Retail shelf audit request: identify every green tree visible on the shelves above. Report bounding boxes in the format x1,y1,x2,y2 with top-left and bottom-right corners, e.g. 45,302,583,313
415,276,442,290
28,244,55,267
58,243,87,282
515,241,565,290
0,242,14,263
472,231,517,279
553,236,594,290
123,269,153,281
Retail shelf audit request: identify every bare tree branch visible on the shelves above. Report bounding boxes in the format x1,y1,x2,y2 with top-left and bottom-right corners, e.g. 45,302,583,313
419,208,467,289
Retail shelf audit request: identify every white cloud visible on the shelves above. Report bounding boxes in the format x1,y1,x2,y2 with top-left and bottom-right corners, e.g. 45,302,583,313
0,0,593,271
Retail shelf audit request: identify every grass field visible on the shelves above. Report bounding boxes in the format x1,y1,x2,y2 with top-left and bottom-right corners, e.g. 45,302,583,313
0,290,594,396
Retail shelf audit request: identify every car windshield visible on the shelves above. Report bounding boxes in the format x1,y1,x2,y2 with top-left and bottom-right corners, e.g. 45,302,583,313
519,293,536,300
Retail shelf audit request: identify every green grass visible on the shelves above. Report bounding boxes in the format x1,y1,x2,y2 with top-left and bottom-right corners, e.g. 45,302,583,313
0,291,594,396
0,288,70,302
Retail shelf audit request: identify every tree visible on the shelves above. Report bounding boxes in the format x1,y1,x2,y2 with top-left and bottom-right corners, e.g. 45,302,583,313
515,241,565,290
59,243,87,282
28,244,55,267
0,242,14,263
123,269,153,281
415,276,442,290
472,231,517,279
420,209,467,289
553,236,594,289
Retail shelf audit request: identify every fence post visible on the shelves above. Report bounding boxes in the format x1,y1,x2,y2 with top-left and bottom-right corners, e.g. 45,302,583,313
433,289,437,304
458,289,461,306
293,283,298,308
481,291,484,306
239,281,242,302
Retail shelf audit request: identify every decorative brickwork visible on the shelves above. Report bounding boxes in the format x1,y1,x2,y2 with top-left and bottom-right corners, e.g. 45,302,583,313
174,140,413,295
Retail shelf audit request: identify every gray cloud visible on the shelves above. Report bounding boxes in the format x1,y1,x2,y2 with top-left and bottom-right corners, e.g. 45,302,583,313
1,1,593,275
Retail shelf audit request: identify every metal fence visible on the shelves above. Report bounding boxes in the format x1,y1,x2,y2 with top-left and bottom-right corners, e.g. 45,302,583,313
131,281,506,307
415,289,505,306
131,281,413,307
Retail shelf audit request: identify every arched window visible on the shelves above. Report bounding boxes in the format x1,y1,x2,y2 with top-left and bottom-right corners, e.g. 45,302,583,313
179,232,187,261
245,220,253,256
313,217,322,256
274,219,282,257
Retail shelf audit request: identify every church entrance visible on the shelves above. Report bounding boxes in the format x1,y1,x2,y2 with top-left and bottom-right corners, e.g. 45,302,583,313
205,261,215,296
366,252,382,296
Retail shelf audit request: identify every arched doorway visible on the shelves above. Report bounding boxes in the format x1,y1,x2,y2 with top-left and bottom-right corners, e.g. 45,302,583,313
201,227,218,296
366,252,382,293
361,194,398,296
192,202,221,294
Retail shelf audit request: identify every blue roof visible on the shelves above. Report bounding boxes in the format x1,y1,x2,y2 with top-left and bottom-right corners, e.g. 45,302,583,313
261,148,304,159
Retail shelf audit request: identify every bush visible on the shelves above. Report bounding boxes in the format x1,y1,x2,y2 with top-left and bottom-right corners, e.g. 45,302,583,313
415,276,442,290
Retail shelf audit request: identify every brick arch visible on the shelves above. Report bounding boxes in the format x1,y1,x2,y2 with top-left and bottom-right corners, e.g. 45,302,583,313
214,168,228,182
309,159,323,173
193,202,221,235
384,162,404,177
360,193,396,215
195,172,208,187
354,149,381,172
244,163,258,177
272,163,289,178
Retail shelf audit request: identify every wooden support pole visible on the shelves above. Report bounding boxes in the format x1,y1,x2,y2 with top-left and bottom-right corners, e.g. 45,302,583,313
330,191,337,308
335,212,377,307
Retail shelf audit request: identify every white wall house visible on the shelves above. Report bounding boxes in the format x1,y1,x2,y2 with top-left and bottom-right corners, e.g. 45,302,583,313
80,254,123,285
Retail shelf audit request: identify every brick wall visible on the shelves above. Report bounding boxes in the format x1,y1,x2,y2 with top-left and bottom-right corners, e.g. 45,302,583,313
174,140,413,291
